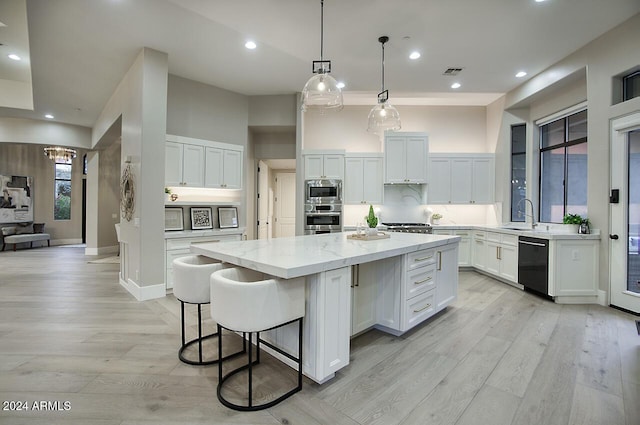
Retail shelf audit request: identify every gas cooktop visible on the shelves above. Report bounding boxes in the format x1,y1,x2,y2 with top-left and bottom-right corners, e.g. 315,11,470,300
381,222,433,234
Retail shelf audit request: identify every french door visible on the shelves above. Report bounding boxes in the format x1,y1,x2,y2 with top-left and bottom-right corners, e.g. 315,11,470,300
610,112,640,313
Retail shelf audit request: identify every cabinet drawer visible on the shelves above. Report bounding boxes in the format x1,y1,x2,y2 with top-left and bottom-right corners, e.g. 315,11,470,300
501,234,518,246
403,289,436,331
473,231,486,240
406,263,437,299
486,232,501,243
454,230,471,237
407,249,437,270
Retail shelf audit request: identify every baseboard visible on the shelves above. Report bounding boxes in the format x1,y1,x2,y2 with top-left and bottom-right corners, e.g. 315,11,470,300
554,295,599,305
84,245,118,256
597,289,607,306
119,277,166,301
51,238,83,246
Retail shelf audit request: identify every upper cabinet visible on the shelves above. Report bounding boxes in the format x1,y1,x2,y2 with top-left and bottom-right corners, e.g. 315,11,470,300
166,135,244,189
384,133,429,184
165,141,205,187
303,151,345,180
427,154,494,204
344,154,383,205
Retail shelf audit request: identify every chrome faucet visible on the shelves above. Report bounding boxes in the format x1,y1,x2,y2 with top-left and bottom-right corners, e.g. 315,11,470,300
517,198,537,229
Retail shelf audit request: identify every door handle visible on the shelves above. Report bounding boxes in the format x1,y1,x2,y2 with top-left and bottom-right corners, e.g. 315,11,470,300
609,234,619,240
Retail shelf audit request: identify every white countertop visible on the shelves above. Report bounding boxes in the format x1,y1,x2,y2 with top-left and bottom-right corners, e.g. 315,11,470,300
430,224,601,240
191,232,460,279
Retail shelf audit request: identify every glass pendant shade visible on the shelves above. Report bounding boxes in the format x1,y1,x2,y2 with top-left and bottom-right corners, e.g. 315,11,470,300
301,72,343,112
367,102,401,134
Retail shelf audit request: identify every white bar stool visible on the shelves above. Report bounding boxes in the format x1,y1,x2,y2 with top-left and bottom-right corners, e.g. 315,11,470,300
210,267,305,411
172,255,245,366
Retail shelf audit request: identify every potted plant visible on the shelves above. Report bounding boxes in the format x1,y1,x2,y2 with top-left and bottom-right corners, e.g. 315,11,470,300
365,205,378,236
431,213,442,225
562,213,583,233
164,187,172,202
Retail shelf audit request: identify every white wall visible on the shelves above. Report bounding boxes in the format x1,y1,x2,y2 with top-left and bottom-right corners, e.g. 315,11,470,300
496,12,640,295
0,117,91,148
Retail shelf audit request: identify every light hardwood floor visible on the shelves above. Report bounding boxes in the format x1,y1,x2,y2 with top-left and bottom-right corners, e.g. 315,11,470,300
0,246,638,424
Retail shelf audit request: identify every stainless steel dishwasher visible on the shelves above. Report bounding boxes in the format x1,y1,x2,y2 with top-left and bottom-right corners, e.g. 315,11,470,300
518,236,549,296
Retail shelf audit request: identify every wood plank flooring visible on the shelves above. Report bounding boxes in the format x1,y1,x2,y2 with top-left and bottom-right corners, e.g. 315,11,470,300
0,246,638,424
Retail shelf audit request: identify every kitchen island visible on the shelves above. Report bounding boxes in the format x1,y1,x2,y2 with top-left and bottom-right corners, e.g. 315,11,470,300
192,232,460,383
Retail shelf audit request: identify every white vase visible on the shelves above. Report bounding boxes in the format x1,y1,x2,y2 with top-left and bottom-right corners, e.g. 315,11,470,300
432,218,440,225
366,227,378,236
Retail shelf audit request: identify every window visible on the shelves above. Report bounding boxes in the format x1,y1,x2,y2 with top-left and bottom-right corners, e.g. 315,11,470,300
54,163,72,220
511,124,526,222
539,110,588,223
623,70,640,102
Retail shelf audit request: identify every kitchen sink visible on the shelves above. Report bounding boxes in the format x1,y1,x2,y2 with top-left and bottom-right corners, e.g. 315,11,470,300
500,227,533,231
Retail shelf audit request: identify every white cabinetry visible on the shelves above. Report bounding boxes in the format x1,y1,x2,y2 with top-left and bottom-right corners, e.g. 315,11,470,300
166,135,244,189
484,232,518,283
472,231,487,271
344,154,383,205
303,152,344,180
384,133,428,184
549,239,599,301
165,232,243,289
205,147,243,189
165,142,205,187
436,244,459,310
427,154,494,204
351,263,377,335
433,229,471,267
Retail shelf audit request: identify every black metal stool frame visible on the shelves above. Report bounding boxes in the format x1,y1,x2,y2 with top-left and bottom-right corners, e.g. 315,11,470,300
178,300,246,366
216,316,303,411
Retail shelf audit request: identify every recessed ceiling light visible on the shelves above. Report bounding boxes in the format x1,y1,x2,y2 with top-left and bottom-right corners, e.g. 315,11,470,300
336,81,345,89
515,71,527,78
44,114,54,119
451,82,461,89
8,54,21,61
244,41,257,50
535,0,547,2
409,51,421,60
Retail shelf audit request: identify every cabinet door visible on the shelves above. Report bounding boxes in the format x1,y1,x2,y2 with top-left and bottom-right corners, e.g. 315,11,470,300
223,149,243,189
165,141,184,186
323,155,345,180
428,158,452,204
384,137,407,183
344,158,364,204
472,158,494,204
351,264,377,336
450,158,473,204
472,237,486,270
405,136,428,183
204,147,224,188
485,241,501,276
182,144,205,187
455,230,472,267
436,245,458,310
362,157,383,204
499,243,518,282
304,155,324,180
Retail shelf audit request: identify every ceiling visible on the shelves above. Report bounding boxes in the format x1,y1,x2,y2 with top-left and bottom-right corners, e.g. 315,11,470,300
0,0,639,128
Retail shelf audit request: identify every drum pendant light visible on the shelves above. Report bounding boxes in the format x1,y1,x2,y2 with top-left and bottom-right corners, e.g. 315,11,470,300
301,0,343,113
367,36,401,134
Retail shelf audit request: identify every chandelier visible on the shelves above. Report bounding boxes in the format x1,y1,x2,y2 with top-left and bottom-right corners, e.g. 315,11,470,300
44,146,77,163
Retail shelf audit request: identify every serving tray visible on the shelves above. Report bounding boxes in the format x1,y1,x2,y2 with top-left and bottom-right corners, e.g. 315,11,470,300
347,232,390,241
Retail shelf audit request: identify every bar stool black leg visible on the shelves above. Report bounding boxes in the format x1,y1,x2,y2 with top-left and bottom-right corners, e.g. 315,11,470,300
197,304,203,363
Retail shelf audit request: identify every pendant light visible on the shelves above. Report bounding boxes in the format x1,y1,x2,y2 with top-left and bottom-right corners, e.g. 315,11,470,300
367,36,401,134
301,0,343,113
44,146,77,163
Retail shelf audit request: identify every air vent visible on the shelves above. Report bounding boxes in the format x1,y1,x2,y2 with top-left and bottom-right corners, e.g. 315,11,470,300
443,67,463,76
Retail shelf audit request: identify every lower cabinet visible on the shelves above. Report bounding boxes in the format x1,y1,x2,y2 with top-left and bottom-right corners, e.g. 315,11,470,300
433,229,471,266
351,263,377,336
165,233,243,289
484,232,518,283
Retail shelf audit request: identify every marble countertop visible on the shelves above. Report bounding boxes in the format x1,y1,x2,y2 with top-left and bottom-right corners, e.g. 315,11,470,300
191,232,460,279
430,224,601,240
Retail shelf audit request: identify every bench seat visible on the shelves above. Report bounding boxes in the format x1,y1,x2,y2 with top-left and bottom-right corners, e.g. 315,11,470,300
2,227,51,251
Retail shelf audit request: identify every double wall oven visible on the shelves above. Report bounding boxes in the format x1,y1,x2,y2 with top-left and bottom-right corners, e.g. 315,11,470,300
304,179,343,235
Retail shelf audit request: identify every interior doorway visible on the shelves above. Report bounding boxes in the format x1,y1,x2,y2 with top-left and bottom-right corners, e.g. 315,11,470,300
610,112,640,314
256,159,296,239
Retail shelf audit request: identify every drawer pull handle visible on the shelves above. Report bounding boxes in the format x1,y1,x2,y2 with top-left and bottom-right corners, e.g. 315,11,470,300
414,277,433,285
414,255,433,262
414,303,432,313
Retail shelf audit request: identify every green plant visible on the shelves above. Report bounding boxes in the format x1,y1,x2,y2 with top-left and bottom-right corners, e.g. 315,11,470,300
164,187,171,194
562,213,583,225
366,205,378,228
432,213,443,220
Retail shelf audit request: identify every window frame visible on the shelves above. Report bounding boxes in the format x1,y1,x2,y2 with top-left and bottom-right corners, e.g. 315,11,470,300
510,123,527,222
538,109,588,223
54,162,72,221
623,70,640,102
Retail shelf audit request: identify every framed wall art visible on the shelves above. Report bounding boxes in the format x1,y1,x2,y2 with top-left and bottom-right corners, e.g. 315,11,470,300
164,207,184,231
190,207,213,230
218,207,238,228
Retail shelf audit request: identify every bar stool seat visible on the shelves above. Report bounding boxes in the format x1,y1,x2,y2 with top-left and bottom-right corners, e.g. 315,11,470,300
210,267,305,411
173,255,244,366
